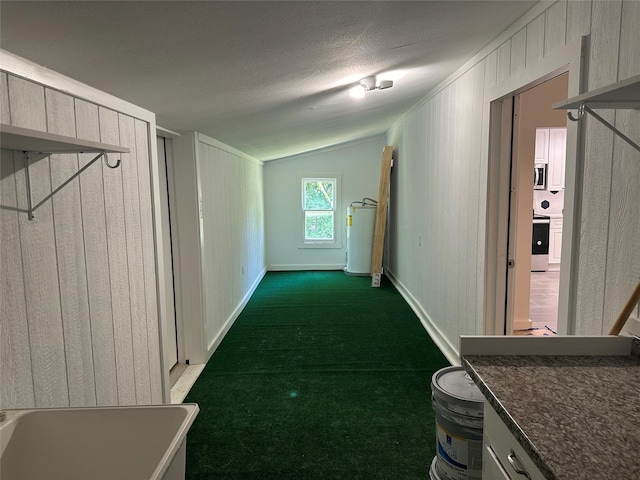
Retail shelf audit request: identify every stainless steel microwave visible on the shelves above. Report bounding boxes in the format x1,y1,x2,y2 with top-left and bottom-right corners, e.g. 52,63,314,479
534,163,547,190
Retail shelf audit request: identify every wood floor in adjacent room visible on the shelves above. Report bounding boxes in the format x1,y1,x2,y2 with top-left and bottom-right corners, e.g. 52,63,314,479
528,270,560,334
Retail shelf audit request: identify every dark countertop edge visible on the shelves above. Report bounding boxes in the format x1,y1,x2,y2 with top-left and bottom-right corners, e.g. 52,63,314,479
461,356,559,480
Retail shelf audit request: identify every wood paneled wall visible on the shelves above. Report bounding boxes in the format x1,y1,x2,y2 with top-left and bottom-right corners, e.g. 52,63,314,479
386,0,640,355
197,134,266,356
171,131,265,364
1,71,163,408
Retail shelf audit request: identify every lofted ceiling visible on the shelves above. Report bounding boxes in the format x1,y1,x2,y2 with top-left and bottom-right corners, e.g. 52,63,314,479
0,1,536,161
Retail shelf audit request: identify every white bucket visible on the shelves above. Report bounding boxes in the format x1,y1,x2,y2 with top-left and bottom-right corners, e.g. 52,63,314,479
429,456,444,480
431,366,484,480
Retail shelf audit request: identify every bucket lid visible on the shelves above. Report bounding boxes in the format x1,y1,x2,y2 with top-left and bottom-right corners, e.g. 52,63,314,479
431,366,485,406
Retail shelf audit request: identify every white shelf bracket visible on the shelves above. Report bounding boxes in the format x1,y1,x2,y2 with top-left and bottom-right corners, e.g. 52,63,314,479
566,104,640,153
24,150,119,220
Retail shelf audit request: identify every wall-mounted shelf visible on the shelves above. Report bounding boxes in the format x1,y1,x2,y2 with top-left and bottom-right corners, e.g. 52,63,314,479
0,123,129,220
553,74,640,153
1,123,129,154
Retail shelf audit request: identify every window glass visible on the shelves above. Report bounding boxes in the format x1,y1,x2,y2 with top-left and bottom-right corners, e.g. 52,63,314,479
302,178,336,242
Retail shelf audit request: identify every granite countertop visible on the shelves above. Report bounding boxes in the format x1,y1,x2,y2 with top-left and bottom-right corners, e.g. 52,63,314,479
462,350,640,480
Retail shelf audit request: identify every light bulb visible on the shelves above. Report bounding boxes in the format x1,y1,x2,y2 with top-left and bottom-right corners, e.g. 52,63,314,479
350,85,366,99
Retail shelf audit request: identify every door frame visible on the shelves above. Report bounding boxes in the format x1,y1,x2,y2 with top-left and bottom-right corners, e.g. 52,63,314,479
483,37,587,336
157,135,180,369
156,128,187,380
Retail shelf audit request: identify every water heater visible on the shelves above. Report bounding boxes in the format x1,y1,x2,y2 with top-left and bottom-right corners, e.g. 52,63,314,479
345,200,377,275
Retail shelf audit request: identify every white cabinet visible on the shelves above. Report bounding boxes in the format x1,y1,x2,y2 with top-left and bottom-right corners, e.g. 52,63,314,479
483,404,546,480
483,445,512,479
547,128,566,190
549,217,563,265
534,127,566,190
534,128,549,164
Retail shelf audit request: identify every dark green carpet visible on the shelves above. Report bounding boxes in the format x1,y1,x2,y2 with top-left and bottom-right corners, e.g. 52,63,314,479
184,271,449,479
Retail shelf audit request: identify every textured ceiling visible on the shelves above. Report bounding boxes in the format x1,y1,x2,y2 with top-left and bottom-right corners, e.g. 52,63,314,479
1,1,536,160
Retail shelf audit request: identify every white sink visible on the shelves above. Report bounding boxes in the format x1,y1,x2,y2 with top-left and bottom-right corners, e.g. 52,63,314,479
0,403,199,480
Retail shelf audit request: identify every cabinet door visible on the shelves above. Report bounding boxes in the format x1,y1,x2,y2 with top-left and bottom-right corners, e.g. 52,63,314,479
484,445,512,479
547,128,566,190
550,227,563,264
483,405,547,480
534,128,549,164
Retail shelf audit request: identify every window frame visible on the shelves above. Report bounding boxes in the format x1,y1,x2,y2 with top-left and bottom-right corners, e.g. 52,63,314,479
299,174,342,249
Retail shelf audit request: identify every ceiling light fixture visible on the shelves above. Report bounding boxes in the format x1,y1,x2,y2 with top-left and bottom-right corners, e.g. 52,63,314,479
349,76,394,98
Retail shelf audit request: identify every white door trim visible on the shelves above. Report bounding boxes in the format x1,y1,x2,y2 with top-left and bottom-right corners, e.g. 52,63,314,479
483,37,587,336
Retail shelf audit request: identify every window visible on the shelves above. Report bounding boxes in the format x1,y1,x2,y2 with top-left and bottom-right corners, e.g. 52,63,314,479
302,177,336,244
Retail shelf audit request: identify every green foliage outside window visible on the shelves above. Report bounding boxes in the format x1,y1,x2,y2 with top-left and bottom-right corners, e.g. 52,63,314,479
305,211,334,240
304,180,334,209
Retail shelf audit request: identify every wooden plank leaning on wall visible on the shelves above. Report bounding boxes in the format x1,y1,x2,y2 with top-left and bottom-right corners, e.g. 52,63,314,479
370,146,393,287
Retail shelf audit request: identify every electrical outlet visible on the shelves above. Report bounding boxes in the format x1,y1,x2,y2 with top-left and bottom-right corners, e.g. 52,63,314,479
418,234,422,246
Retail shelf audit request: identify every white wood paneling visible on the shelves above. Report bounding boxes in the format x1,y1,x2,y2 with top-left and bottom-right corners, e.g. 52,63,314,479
1,148,35,408
544,1,567,56
619,0,640,80
526,13,545,67
195,134,266,359
0,73,9,123
575,1,622,334
588,1,623,92
99,106,136,404
602,109,640,334
614,1,640,327
10,76,68,407
119,113,152,404
1,66,163,408
454,72,471,340
75,98,119,406
566,0,592,44
0,73,36,408
484,50,498,91
7,75,46,131
388,60,488,356
496,41,511,84
510,28,527,75
433,91,447,339
468,61,486,336
46,88,96,407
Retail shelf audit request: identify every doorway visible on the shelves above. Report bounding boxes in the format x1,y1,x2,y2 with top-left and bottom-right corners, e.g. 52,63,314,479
483,38,584,338
508,74,569,335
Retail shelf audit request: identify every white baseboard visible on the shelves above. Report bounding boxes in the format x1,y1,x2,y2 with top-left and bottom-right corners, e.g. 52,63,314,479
205,267,267,361
268,264,345,271
385,269,459,366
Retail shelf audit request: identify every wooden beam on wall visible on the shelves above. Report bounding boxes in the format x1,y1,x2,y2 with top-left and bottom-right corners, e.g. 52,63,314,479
371,146,393,287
